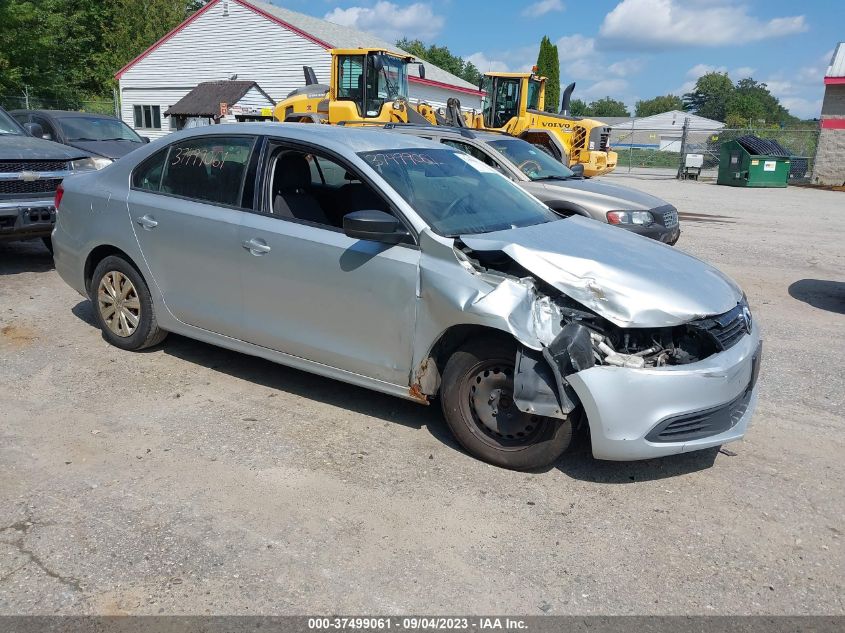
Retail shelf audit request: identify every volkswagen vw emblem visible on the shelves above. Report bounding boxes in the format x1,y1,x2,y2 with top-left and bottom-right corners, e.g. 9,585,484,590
19,171,40,182
741,305,753,334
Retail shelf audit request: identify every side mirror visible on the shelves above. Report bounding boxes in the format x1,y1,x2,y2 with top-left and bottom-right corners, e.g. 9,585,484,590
570,164,585,178
343,210,405,243
418,64,426,80
373,54,385,72
24,122,44,139
141,136,151,144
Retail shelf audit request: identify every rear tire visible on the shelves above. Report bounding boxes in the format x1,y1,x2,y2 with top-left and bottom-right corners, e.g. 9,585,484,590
90,255,167,351
42,236,53,254
440,336,572,470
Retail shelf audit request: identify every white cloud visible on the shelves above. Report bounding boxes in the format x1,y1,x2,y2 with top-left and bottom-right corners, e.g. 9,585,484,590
580,79,630,100
324,2,444,42
608,58,644,77
732,66,756,79
465,52,514,73
761,54,829,118
521,0,564,17
687,64,727,78
599,0,807,49
556,34,596,62
466,44,540,74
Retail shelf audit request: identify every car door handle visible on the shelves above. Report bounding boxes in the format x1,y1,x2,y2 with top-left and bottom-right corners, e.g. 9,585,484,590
136,215,158,230
242,238,271,255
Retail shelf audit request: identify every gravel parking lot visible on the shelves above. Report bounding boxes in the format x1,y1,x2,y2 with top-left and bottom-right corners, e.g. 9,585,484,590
1,177,842,615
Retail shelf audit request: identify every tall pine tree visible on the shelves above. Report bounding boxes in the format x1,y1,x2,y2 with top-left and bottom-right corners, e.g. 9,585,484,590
535,36,560,113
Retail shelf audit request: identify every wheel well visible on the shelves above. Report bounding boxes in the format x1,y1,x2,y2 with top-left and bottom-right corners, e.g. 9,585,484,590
424,324,516,394
549,204,589,218
84,245,138,294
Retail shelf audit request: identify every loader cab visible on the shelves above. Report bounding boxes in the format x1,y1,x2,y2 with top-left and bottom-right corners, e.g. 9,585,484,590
481,73,545,129
334,49,411,118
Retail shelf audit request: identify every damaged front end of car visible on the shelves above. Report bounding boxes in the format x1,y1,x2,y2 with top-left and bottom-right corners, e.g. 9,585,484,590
411,217,761,461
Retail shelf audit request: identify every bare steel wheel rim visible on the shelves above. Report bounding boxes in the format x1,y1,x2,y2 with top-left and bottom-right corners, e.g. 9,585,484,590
97,271,141,338
465,360,544,447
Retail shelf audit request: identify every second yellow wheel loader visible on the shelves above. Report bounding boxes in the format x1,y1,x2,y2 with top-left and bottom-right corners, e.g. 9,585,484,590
471,72,618,176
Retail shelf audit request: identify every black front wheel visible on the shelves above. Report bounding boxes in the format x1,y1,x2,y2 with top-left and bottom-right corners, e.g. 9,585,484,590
440,336,573,470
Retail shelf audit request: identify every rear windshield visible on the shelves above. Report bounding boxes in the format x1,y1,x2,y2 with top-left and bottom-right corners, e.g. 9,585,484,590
358,148,557,236
57,116,142,142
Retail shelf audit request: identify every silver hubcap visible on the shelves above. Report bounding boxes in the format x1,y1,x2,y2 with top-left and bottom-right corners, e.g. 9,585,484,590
97,271,140,338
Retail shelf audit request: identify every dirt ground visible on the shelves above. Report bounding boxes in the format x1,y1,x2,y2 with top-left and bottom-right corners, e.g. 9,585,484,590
0,176,842,615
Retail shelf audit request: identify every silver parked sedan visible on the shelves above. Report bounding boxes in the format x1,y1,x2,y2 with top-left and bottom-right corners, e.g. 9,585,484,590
383,124,681,244
52,123,761,470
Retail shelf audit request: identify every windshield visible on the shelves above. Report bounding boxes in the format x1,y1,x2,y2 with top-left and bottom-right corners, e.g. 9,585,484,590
56,116,142,142
488,139,575,181
0,109,23,135
358,148,558,236
337,53,409,118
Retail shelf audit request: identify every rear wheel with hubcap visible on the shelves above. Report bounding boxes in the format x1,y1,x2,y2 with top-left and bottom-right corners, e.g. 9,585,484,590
441,336,573,470
90,255,167,351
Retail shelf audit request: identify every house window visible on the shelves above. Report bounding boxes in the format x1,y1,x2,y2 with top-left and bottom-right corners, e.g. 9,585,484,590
133,105,162,130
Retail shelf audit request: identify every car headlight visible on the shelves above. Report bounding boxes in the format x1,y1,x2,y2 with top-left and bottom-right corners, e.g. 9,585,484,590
71,157,113,172
606,210,654,226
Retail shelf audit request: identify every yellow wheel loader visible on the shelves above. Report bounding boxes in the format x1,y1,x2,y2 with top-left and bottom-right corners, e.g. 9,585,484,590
471,72,618,176
274,48,467,127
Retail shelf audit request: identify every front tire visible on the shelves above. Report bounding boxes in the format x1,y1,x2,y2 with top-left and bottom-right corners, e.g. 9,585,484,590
90,255,167,351
440,336,572,470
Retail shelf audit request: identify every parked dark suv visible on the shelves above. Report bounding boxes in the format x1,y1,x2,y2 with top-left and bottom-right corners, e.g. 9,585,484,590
11,109,147,163
0,107,97,250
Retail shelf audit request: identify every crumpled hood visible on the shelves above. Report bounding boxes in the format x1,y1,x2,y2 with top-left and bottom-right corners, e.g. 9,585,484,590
0,134,90,160
460,216,742,328
66,139,143,160
539,177,668,211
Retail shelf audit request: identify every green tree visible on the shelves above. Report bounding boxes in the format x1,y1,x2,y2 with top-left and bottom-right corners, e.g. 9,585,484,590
569,98,591,116
588,97,630,117
396,38,481,86
0,0,207,106
634,94,684,117
535,36,560,113
726,78,793,126
683,72,733,121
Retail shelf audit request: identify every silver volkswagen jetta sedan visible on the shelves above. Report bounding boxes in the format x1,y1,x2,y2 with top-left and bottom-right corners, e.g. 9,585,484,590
52,124,761,470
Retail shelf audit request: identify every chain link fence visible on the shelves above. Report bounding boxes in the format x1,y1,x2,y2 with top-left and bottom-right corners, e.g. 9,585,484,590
609,118,820,182
0,93,118,116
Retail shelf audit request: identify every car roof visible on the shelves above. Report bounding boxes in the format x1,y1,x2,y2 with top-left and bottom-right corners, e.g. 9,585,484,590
381,124,515,144
159,122,446,153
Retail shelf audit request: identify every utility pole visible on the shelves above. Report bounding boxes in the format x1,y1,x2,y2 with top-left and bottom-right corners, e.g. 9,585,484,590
676,117,690,180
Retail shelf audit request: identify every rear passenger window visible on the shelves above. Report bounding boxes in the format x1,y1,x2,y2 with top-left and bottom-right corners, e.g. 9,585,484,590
133,149,168,191
159,136,256,208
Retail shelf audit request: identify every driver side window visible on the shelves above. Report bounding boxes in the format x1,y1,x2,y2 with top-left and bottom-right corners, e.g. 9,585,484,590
264,145,393,230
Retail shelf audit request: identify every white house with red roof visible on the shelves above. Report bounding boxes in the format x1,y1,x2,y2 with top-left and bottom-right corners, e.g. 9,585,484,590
115,0,483,139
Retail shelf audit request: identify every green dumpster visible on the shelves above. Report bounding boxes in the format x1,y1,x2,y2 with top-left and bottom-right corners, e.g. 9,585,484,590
717,135,791,188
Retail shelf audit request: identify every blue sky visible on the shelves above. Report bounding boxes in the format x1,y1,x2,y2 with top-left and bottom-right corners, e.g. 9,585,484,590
271,0,842,118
